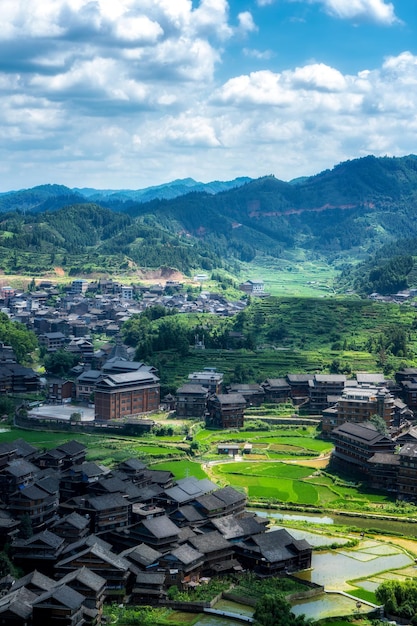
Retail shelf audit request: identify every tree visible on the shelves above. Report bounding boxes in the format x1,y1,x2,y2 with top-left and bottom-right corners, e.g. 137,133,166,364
0,313,38,363
370,413,388,435
44,350,79,376
0,396,15,417
19,514,33,540
254,593,311,626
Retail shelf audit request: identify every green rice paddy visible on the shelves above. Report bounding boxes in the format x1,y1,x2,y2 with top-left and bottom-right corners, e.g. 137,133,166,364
210,461,392,508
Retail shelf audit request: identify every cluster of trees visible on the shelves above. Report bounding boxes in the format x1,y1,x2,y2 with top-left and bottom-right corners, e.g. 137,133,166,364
376,579,417,623
0,204,131,254
0,312,37,362
356,255,414,296
43,350,80,376
254,593,311,626
121,306,258,365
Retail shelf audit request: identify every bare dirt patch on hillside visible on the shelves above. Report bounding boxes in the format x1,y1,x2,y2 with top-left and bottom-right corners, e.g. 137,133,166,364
134,267,187,285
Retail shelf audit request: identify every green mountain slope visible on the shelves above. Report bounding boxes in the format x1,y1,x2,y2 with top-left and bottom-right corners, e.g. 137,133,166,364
2,155,417,282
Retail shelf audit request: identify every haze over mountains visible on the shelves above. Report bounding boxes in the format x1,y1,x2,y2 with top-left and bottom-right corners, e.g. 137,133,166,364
2,154,417,294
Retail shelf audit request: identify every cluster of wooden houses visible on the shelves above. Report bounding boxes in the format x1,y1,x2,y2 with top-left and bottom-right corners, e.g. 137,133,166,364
329,420,417,500
0,439,312,625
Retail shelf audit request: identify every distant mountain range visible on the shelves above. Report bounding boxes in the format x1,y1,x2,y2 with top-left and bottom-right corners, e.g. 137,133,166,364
0,177,252,213
2,155,417,293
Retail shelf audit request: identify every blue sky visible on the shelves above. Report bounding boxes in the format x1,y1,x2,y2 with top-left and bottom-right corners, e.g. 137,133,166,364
1,0,417,190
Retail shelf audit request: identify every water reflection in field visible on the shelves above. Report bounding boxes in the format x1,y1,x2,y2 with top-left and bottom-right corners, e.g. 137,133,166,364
291,593,372,620
250,508,417,537
296,550,412,587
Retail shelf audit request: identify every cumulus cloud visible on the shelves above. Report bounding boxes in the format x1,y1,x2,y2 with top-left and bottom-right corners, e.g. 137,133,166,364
0,0,416,189
237,12,258,34
256,0,399,25
310,0,399,24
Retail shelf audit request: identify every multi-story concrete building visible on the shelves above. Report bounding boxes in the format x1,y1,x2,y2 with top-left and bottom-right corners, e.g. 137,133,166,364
322,386,395,433
187,368,223,394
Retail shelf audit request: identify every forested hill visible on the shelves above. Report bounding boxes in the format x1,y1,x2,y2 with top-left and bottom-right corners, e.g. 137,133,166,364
123,154,417,257
2,154,417,281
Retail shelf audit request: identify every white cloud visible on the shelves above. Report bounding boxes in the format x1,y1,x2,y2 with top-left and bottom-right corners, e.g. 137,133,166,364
311,0,399,24
0,0,416,189
237,12,258,34
291,63,347,91
256,0,398,25
243,48,274,60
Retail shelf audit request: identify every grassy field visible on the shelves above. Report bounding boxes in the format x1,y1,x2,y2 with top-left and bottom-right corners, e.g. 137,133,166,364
1,423,409,515
209,461,393,510
0,428,187,466
148,459,208,480
152,295,417,391
241,254,339,297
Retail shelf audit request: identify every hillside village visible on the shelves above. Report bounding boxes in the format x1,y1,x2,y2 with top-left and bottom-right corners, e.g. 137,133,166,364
4,278,417,622
0,437,312,624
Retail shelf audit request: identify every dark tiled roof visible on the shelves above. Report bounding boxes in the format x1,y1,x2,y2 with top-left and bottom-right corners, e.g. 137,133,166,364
56,440,86,456
13,570,55,593
178,526,196,543
176,505,205,523
98,370,159,387
61,534,112,557
12,438,38,457
58,566,106,592
135,571,165,585
35,475,60,494
168,544,204,566
57,542,130,571
0,442,17,456
33,584,85,610
262,378,290,388
368,453,400,465
74,461,109,477
194,493,224,512
249,528,311,563
40,448,66,460
176,384,208,394
15,529,64,549
189,531,231,554
52,512,89,531
88,493,129,510
314,374,346,383
14,484,51,501
5,458,38,477
286,374,314,383
121,543,162,567
214,486,246,506
213,393,246,405
141,515,180,539
0,587,38,619
332,421,391,444
119,458,146,471
211,514,264,540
